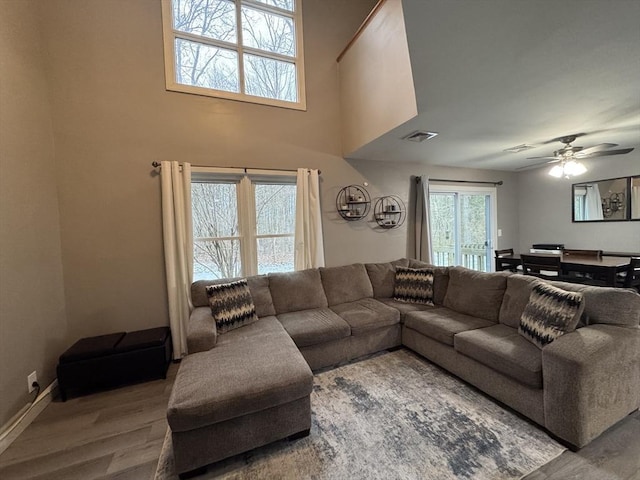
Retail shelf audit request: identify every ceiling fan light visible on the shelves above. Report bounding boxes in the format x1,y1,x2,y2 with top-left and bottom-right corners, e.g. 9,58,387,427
549,165,564,178
565,160,587,176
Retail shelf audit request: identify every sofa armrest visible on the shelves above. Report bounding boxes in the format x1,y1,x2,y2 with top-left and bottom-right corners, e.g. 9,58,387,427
542,324,640,447
187,307,217,354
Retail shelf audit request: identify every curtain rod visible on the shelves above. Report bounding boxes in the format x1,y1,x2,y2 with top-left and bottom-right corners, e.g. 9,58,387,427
416,177,503,186
151,161,320,175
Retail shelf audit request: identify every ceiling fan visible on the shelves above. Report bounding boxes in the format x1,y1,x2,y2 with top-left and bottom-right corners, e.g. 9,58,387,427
520,134,635,178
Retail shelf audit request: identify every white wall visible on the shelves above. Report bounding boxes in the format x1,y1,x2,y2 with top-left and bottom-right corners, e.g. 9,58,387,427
517,154,640,254
0,0,68,427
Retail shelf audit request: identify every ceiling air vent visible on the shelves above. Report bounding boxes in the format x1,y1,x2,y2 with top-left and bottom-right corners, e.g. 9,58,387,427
402,131,439,143
503,144,535,153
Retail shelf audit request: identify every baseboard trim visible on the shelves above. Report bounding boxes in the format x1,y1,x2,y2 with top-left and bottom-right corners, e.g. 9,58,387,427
0,379,58,455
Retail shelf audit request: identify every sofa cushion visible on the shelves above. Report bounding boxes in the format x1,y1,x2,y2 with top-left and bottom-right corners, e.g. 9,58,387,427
499,275,539,328
404,308,495,346
167,317,313,432
276,308,350,347
377,298,437,323
269,269,328,314
192,275,276,318
519,282,585,349
330,298,400,335
365,258,410,298
320,263,373,305
393,266,435,306
408,260,449,305
443,266,507,322
206,280,259,334
455,324,542,389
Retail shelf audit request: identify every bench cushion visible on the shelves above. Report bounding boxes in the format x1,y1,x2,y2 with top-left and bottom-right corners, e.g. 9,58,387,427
277,308,350,347
405,308,494,346
167,317,313,433
330,298,400,335
455,324,543,389
115,327,170,353
59,332,126,363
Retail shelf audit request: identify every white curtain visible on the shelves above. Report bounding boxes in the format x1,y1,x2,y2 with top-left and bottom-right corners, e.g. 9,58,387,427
294,168,325,269
585,183,604,221
632,185,640,219
414,175,433,262
161,161,193,359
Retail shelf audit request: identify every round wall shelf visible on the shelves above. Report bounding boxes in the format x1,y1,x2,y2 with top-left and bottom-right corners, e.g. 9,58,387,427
374,195,406,229
336,185,371,221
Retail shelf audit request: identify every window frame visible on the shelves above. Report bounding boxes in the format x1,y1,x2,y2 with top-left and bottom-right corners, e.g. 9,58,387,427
191,167,297,279
161,0,307,110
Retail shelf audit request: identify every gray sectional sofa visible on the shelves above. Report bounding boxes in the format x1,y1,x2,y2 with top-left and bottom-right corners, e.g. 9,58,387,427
167,259,640,478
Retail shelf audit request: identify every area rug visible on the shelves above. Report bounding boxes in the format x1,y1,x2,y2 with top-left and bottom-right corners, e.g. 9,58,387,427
154,349,564,480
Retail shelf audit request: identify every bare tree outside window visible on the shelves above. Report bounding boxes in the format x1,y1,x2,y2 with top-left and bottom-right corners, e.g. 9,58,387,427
165,0,303,106
191,180,296,280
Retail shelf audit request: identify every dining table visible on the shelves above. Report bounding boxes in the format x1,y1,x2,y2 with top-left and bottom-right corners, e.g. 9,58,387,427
495,253,631,287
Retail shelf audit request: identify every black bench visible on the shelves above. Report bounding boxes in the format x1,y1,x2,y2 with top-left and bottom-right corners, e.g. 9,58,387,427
57,327,172,401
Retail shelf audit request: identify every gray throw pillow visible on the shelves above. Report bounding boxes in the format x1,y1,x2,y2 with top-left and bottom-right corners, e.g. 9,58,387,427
519,282,584,349
205,279,258,334
393,266,435,306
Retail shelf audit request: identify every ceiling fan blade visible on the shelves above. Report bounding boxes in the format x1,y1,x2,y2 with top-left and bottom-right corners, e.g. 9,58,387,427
525,156,559,161
577,147,634,159
516,159,560,171
575,143,618,156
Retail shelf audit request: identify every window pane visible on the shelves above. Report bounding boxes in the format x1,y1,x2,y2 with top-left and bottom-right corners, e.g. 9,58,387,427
173,0,236,43
244,53,297,101
251,0,294,12
192,182,238,238
255,184,296,235
429,193,455,267
257,236,294,274
175,38,239,92
193,239,241,280
241,6,295,56
460,194,489,272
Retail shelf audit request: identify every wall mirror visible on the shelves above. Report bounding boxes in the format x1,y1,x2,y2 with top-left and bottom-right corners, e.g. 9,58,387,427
572,176,630,222
631,176,640,221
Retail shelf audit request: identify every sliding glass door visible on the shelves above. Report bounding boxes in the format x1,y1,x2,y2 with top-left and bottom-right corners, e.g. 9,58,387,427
429,185,497,272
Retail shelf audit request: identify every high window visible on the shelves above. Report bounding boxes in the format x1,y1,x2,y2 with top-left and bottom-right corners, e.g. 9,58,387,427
161,0,306,110
191,170,296,280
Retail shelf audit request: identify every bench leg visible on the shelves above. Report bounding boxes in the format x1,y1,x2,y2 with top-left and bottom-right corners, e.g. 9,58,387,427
178,466,207,479
288,428,310,441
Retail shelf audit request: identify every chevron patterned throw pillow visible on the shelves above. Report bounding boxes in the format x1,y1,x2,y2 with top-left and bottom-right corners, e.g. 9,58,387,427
393,266,435,306
206,279,259,334
519,282,584,349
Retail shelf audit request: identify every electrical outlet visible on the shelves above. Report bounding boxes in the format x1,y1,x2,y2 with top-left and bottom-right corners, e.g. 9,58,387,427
28,371,38,393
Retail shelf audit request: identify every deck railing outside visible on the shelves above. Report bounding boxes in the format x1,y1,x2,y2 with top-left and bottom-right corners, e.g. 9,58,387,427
432,244,489,272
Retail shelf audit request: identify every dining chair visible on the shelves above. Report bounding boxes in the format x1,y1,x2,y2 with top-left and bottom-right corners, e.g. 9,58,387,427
494,248,517,272
520,254,562,279
521,254,608,286
620,257,640,292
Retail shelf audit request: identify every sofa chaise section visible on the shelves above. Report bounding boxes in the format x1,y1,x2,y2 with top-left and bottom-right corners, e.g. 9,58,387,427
167,317,313,477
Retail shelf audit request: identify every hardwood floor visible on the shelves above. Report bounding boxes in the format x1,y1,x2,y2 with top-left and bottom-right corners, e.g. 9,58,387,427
1,362,638,480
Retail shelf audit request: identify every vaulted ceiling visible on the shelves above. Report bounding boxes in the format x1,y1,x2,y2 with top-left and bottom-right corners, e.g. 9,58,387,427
347,0,640,171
